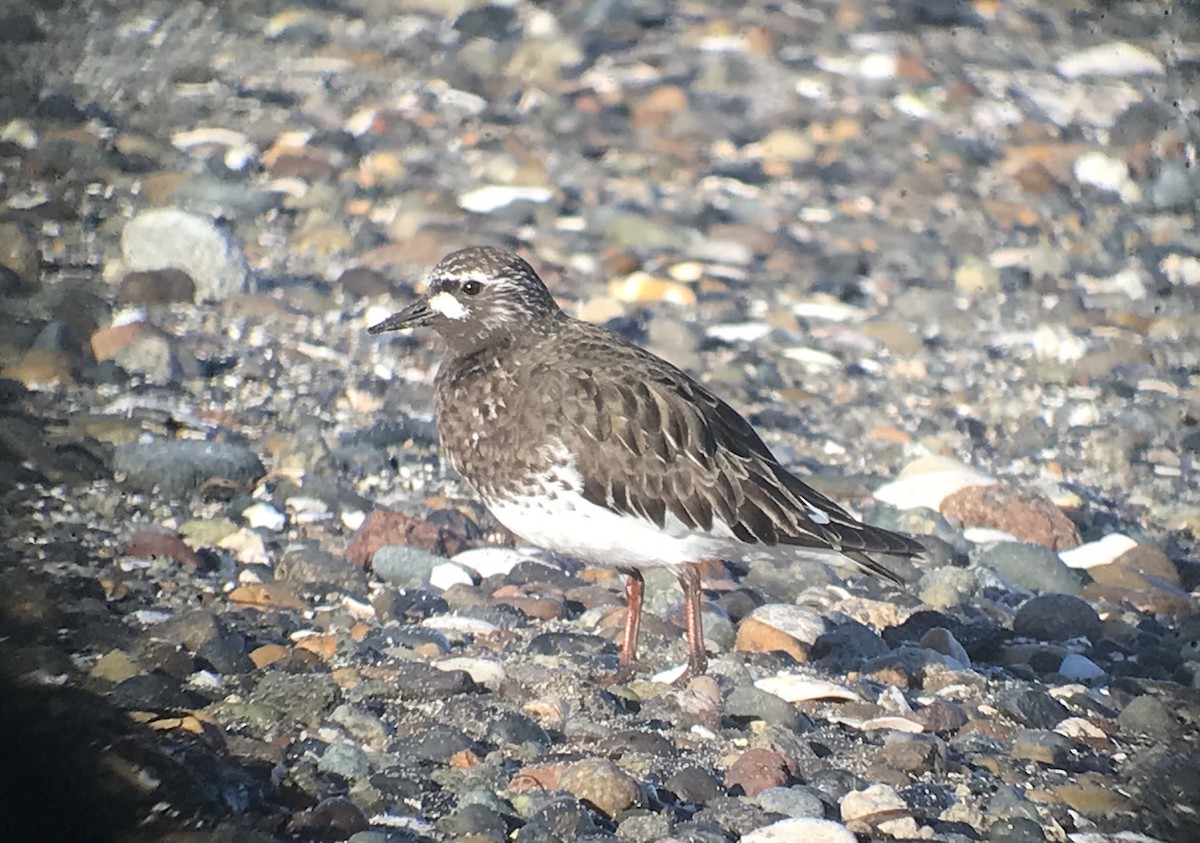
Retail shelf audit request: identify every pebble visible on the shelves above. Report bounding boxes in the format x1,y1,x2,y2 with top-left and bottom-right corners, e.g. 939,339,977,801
874,457,998,511
840,783,918,838
1117,694,1182,740
371,544,449,588
1056,42,1166,78
112,439,265,497
755,673,860,703
119,208,250,301
1059,534,1138,569
1058,653,1105,681
972,542,1083,595
1073,150,1142,203
741,818,857,843
724,684,806,730
558,757,640,817
457,185,554,214
755,785,824,819
1013,593,1101,643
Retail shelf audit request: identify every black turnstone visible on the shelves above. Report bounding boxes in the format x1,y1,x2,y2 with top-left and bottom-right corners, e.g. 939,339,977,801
369,246,924,682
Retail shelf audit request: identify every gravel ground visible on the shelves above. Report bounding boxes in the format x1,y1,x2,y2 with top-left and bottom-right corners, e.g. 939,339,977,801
1,1,1199,842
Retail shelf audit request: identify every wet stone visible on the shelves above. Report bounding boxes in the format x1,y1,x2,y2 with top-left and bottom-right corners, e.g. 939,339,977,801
317,742,372,781
1010,729,1072,767
120,207,250,301
371,544,448,587
971,542,1083,595
390,662,475,700
995,688,1070,729
526,631,614,659
724,684,807,731
1117,694,1182,740
664,766,724,805
1012,593,1102,643
558,757,640,818
108,670,199,711
117,268,197,305
394,723,474,763
113,439,265,497
755,785,824,819
487,710,552,752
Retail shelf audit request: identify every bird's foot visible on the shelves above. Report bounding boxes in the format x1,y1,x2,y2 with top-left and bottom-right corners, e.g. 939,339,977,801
596,661,641,688
670,651,709,686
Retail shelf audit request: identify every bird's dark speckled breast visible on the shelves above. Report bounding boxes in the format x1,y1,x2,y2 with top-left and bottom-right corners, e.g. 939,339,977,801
434,344,568,502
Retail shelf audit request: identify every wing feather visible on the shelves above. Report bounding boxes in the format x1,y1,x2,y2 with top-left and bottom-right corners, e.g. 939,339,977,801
555,331,923,570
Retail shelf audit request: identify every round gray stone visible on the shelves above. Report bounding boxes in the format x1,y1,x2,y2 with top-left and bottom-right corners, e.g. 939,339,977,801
113,439,265,496
1013,593,1101,642
120,207,249,301
972,542,1082,595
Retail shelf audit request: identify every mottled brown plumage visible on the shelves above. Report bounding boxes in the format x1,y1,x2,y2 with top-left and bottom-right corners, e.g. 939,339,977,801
370,246,924,681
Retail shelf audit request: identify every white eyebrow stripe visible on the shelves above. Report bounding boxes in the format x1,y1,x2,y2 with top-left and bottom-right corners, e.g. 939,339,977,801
429,291,468,320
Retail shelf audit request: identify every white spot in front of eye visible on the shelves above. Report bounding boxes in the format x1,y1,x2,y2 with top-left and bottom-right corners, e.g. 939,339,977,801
429,291,468,320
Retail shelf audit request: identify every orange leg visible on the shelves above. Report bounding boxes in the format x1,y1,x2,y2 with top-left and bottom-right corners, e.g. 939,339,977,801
619,568,644,669
599,568,644,686
675,562,708,683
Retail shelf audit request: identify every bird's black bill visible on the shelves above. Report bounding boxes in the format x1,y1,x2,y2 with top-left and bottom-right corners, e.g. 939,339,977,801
367,299,433,334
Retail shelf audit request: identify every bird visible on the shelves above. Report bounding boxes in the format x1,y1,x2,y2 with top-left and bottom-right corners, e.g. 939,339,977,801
369,246,924,683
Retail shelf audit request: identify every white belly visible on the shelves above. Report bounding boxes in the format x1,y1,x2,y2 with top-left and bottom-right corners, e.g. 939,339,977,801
484,487,852,571
486,490,720,568
471,442,854,571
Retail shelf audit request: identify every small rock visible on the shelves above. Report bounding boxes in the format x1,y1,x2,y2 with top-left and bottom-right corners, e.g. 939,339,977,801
755,785,824,819
724,685,805,731
89,649,142,684
1090,543,1181,588
345,508,466,567
943,484,1081,550
1013,593,1101,642
919,627,971,668
874,456,998,511
0,221,41,284
1057,653,1104,681
318,742,372,781
113,439,265,497
91,319,179,383
558,757,639,817
880,733,943,773
120,207,250,301
1073,150,1141,203
371,544,447,588
117,268,196,305
458,185,553,214
725,748,794,798
996,688,1070,729
840,783,918,838
1011,729,1072,767
973,542,1083,595
608,271,697,306
1118,694,1182,740
955,256,1001,297
742,818,856,843
1059,533,1138,569
664,765,723,805
1056,41,1166,78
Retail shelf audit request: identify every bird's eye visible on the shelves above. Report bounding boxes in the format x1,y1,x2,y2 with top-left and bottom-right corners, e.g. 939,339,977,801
461,280,483,296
